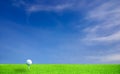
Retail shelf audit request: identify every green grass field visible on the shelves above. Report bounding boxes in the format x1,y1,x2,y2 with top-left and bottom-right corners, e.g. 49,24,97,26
0,64,120,74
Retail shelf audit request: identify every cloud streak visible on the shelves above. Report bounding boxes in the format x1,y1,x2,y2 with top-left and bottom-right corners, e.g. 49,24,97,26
12,0,73,13
87,53,120,63
27,4,72,13
83,0,120,43
81,0,120,63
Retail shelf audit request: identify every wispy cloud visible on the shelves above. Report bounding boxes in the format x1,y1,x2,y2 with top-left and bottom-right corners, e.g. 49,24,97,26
85,43,120,63
27,4,72,13
80,0,120,63
84,31,120,43
83,0,120,43
87,53,120,63
12,0,73,13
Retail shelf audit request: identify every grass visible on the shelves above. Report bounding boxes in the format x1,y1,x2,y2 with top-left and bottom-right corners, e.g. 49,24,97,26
0,64,120,74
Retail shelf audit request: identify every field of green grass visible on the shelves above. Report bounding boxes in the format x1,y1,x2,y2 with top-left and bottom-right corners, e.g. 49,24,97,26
0,64,120,74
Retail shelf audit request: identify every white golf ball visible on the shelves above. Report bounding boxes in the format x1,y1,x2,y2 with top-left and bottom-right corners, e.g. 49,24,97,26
26,59,32,65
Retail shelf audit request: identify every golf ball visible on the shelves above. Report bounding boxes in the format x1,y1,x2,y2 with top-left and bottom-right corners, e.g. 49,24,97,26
26,59,32,65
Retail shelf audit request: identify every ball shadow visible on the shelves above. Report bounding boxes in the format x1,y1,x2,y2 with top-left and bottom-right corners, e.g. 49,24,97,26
14,68,27,72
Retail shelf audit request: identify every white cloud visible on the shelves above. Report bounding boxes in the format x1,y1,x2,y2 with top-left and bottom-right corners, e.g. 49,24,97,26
27,4,72,13
12,0,73,13
102,54,120,62
83,0,120,43
87,53,120,63
89,31,120,42
82,1,120,63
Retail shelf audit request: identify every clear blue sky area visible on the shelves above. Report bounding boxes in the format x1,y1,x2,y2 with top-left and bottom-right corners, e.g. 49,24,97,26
0,0,120,64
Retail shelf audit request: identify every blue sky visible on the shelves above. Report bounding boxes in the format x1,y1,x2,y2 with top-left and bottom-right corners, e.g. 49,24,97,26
0,0,120,64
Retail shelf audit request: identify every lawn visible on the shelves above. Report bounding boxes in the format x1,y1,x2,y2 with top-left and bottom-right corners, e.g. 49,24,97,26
0,64,120,74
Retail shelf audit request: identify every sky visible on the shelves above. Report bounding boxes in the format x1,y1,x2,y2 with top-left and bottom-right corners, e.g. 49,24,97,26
0,0,120,64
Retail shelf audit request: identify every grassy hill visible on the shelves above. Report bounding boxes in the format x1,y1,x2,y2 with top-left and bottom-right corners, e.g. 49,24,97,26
0,64,120,74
